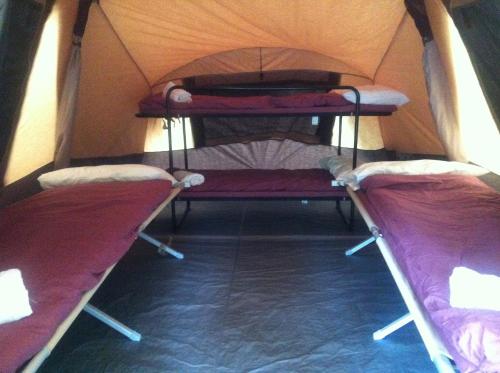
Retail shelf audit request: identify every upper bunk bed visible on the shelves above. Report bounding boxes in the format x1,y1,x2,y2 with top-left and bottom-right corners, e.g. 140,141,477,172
137,89,397,118
137,69,397,122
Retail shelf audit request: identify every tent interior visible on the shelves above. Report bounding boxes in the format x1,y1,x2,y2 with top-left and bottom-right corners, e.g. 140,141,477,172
0,0,499,372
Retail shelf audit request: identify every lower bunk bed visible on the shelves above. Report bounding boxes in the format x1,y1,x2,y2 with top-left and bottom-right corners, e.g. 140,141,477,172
0,179,181,373
172,168,352,229
177,169,346,199
345,174,500,372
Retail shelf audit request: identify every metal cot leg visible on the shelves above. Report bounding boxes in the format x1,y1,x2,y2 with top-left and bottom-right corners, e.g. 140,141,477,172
432,355,456,373
182,117,188,169
373,313,413,340
171,200,177,233
83,304,141,342
345,226,381,256
337,116,342,155
138,232,184,259
353,113,359,169
166,118,174,174
176,200,192,229
345,236,376,256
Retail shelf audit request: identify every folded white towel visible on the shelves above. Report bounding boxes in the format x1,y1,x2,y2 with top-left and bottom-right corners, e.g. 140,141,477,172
0,269,33,325
162,81,192,103
173,170,205,188
450,267,500,311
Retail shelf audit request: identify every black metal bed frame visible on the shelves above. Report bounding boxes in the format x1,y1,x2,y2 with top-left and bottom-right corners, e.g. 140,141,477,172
157,84,382,232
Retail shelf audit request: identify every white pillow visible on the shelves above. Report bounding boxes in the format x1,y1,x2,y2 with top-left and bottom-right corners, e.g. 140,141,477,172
0,269,33,325
340,159,487,191
331,85,409,106
38,164,177,190
319,155,353,180
173,170,205,188
161,81,192,103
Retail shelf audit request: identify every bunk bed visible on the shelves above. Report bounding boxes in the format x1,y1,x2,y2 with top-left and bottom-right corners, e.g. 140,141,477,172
345,173,500,372
137,84,398,228
0,180,182,373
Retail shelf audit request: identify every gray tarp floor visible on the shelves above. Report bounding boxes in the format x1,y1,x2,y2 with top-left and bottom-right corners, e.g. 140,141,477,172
39,200,436,372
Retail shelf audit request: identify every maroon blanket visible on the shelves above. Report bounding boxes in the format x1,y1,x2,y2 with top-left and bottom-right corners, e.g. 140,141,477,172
358,174,500,372
179,169,347,199
0,180,172,373
138,92,396,117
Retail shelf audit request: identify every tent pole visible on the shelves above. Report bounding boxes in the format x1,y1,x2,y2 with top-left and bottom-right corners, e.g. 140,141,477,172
182,117,188,169
167,118,173,174
337,116,342,155
352,88,360,169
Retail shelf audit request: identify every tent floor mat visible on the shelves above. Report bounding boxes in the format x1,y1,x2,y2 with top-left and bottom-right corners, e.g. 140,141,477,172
39,233,435,372
150,199,367,236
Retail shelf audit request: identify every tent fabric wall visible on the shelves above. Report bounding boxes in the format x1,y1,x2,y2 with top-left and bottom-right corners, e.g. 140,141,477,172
155,47,368,91
71,0,446,160
53,42,81,169
423,39,467,162
425,0,500,174
375,13,444,155
99,0,407,84
2,0,78,185
70,4,150,159
53,0,92,169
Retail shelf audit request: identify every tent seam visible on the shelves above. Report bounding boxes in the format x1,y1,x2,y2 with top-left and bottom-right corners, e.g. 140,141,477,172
372,12,409,81
96,4,151,89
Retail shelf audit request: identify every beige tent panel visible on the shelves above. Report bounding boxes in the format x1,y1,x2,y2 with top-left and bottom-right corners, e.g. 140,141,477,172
157,48,266,88
375,13,444,154
263,48,367,79
156,47,368,88
71,4,150,159
380,110,444,154
3,0,78,185
100,0,406,84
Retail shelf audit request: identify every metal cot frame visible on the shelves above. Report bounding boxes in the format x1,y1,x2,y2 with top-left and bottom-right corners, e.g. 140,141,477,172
21,186,183,373
345,187,456,373
153,84,392,231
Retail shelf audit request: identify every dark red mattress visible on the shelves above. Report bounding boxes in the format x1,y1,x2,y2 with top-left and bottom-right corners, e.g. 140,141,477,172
356,174,500,372
0,180,172,373
137,93,396,117
179,169,347,199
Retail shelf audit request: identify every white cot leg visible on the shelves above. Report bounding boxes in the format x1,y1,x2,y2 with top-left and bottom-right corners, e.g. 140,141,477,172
83,304,141,342
373,312,413,340
138,232,184,259
345,236,376,256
